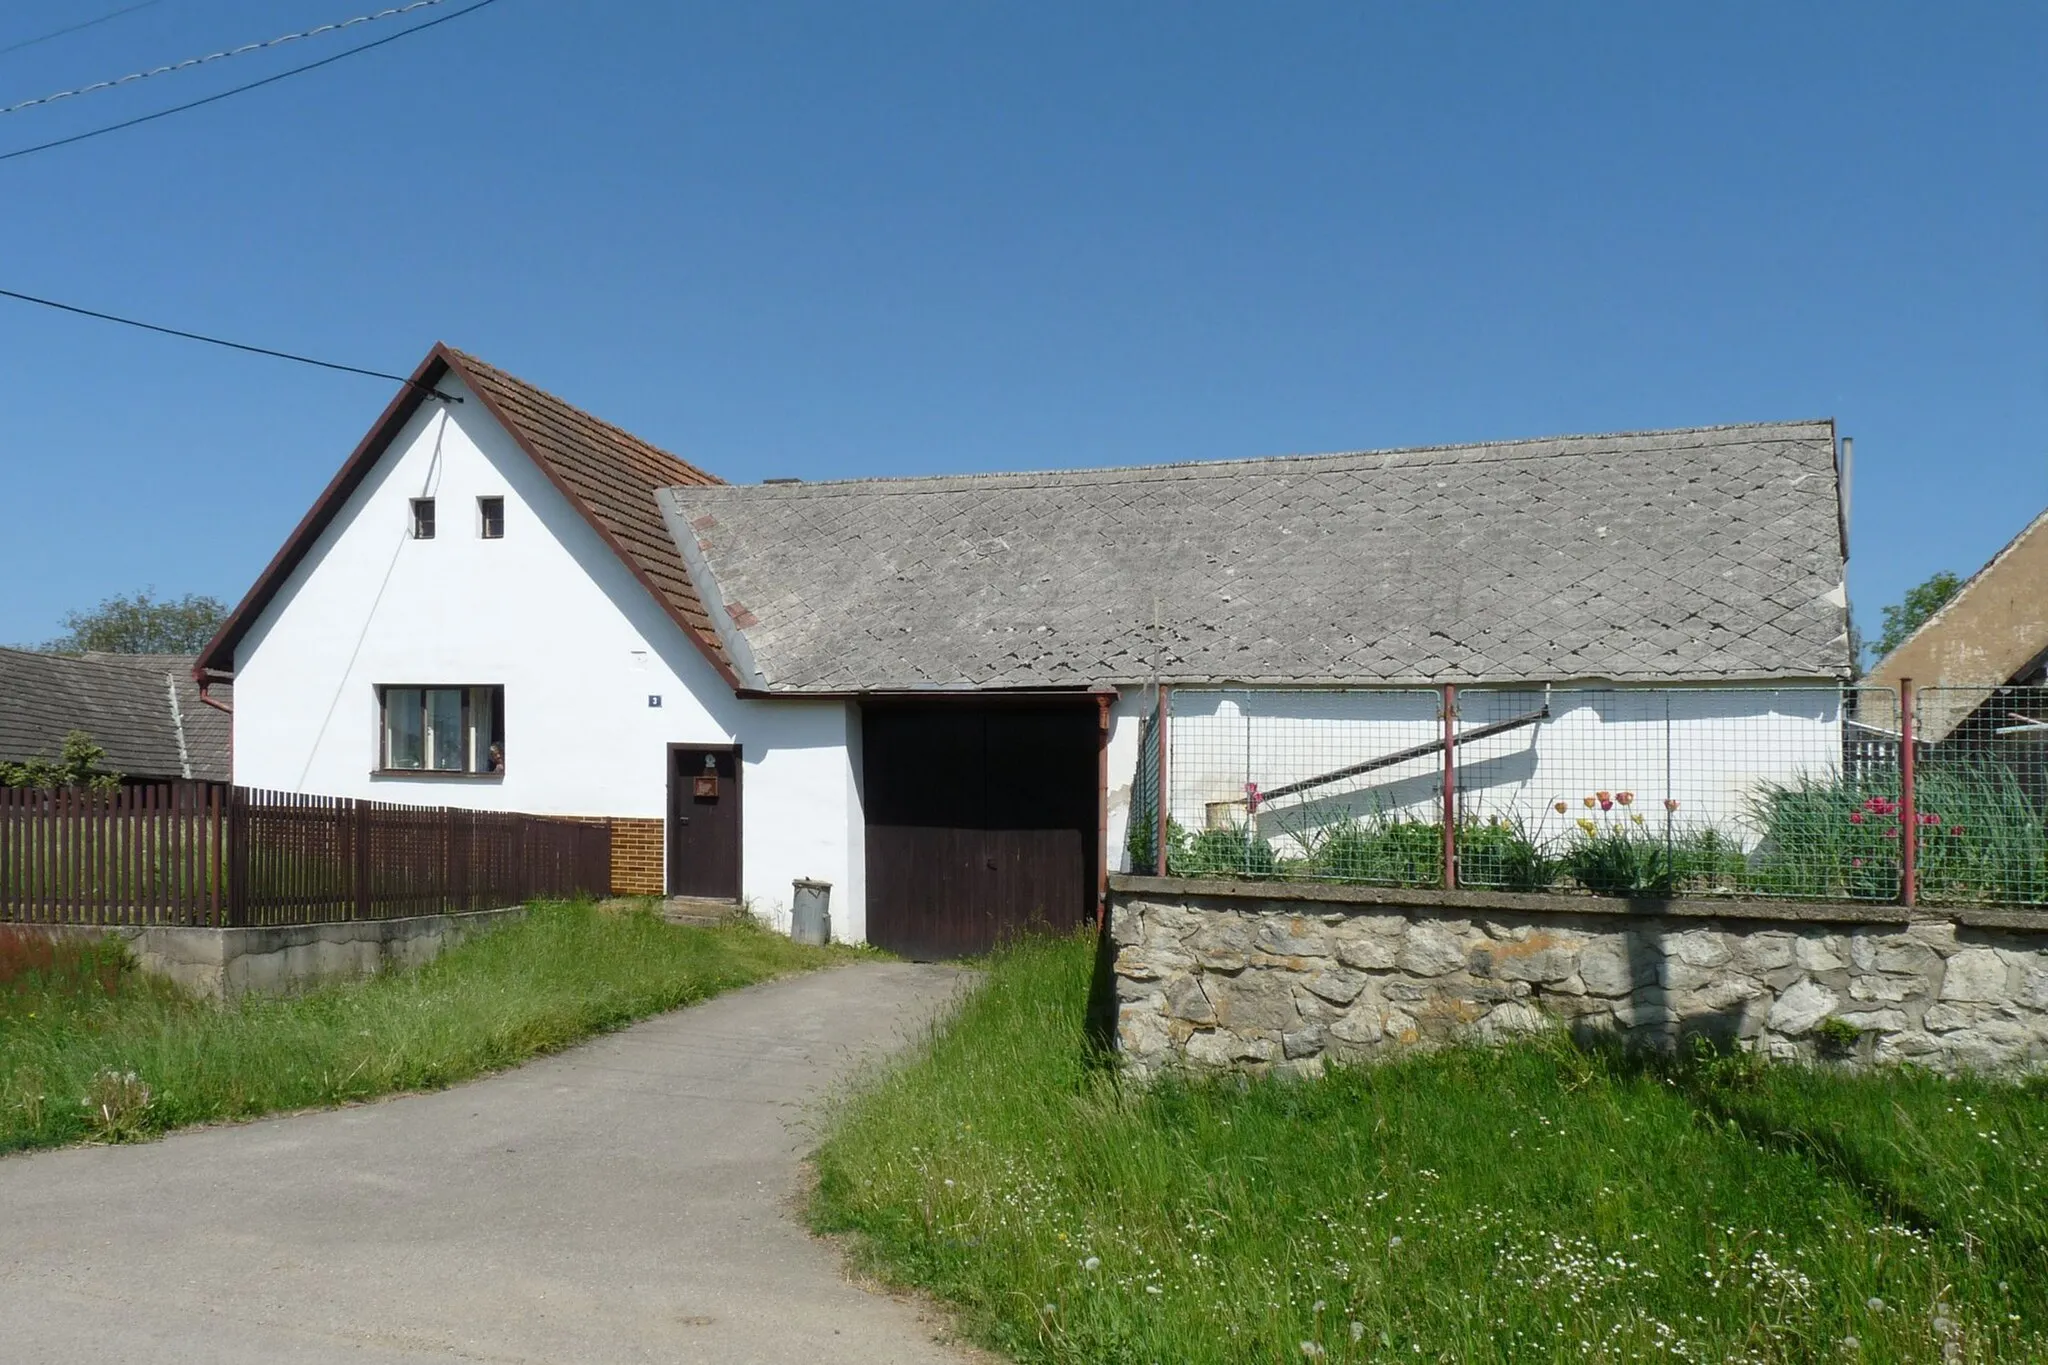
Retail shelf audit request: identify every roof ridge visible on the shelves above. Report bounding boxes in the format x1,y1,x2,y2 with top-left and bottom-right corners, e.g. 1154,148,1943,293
440,345,722,488
671,418,1836,499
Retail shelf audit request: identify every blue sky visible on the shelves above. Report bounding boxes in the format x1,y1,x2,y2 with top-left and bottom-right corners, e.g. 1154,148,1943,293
0,2,2041,652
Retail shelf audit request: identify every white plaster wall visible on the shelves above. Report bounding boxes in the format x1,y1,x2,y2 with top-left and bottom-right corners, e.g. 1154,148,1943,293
1105,687,1152,872
1160,686,1845,853
230,375,864,937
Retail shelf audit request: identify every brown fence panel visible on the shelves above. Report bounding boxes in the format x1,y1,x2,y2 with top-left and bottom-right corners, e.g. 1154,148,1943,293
1,784,610,928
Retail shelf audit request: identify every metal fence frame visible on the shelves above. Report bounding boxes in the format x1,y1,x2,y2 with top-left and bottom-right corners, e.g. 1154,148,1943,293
1143,678,2048,909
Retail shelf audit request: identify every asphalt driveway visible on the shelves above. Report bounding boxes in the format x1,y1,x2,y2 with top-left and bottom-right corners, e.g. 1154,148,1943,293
0,961,977,1364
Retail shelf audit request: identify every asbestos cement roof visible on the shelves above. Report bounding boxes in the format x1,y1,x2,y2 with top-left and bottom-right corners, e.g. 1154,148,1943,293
659,420,1851,693
0,649,231,781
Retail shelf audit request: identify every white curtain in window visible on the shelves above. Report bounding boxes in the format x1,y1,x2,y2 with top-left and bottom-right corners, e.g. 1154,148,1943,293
469,686,496,771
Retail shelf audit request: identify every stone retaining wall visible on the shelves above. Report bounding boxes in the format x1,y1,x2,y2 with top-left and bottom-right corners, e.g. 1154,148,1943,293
1109,876,2048,1079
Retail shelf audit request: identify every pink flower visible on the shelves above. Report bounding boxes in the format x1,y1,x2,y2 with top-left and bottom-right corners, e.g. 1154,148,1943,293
1884,826,1900,839
1920,813,1941,826
1599,798,1614,812
1852,858,1865,868
1951,825,1966,837
1664,799,1680,812
1616,791,1634,806
1244,781,1262,813
1849,811,1865,825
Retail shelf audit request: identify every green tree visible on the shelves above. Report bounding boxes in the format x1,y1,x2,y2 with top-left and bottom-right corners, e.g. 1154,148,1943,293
44,590,228,654
1874,570,1963,662
0,730,121,792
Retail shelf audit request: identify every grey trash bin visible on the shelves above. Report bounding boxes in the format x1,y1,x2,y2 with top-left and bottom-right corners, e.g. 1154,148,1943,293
790,879,832,946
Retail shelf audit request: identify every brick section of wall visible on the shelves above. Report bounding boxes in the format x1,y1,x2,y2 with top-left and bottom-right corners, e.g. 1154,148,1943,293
608,818,665,896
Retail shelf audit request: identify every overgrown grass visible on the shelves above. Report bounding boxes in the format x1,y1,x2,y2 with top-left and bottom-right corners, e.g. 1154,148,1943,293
0,902,859,1152
813,934,2048,1363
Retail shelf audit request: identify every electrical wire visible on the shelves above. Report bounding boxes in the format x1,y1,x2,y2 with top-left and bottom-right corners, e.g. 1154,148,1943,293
0,285,459,398
3,1,445,116
0,0,501,164
0,1,164,59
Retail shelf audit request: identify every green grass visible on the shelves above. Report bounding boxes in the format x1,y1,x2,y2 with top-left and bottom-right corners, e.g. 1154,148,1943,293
0,901,860,1153
812,934,2048,1363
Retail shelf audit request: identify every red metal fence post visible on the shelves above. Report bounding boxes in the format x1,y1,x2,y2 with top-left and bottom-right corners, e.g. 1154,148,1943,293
1155,685,1172,876
1441,685,1459,891
1899,679,1917,909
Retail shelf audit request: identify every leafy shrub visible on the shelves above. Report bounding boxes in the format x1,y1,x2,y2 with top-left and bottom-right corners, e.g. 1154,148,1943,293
1167,824,1278,880
1457,815,1559,892
1562,828,1677,896
1750,760,2047,904
1308,814,1442,886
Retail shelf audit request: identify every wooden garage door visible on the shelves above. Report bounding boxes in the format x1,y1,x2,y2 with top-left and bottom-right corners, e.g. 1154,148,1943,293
863,702,1097,959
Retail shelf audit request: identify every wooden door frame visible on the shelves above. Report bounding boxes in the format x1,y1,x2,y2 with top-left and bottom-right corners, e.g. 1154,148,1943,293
665,742,742,899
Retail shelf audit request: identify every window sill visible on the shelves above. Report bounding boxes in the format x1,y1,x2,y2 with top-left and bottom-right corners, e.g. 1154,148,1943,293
370,769,506,782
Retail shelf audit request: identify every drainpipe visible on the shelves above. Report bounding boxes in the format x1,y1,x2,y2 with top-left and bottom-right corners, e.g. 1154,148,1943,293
197,670,233,779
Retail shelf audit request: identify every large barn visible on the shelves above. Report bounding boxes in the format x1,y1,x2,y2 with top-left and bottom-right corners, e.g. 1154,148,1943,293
199,344,1852,955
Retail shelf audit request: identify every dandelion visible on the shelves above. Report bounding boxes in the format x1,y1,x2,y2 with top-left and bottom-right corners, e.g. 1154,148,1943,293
1388,1235,1403,1249
1300,1344,1326,1359
1842,1337,1859,1351
1350,1322,1365,1343
1867,1296,1885,1312
1083,1256,1100,1271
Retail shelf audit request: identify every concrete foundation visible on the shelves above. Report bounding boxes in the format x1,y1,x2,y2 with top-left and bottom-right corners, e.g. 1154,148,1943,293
18,906,528,1001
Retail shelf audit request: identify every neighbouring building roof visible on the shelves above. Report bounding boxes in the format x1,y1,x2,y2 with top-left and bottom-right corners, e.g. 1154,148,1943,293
197,344,734,684
1867,506,2048,743
0,649,232,782
661,420,1851,693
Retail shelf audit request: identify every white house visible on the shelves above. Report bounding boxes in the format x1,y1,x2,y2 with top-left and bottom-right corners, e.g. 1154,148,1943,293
200,345,1853,954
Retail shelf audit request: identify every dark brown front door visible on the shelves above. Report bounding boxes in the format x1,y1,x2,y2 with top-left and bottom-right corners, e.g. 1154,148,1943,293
862,702,1097,959
668,746,741,899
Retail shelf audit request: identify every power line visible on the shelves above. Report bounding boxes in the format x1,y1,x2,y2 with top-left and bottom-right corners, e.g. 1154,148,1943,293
0,285,459,399
0,0,501,165
3,1,446,117
0,1,164,59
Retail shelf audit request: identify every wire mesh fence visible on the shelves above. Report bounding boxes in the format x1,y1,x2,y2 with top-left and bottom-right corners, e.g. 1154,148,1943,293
1910,685,2048,906
1147,684,1997,904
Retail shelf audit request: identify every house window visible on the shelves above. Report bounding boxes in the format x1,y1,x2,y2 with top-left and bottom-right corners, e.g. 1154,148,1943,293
379,685,505,773
410,498,436,539
478,496,505,539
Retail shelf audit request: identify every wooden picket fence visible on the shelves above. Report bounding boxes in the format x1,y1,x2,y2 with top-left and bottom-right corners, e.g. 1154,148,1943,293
0,784,611,928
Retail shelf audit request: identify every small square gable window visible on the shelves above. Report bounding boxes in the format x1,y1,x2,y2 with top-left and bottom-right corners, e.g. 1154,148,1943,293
410,497,435,539
478,496,505,539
